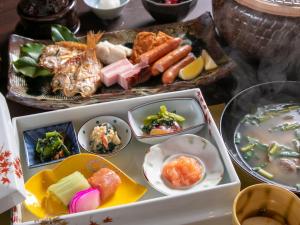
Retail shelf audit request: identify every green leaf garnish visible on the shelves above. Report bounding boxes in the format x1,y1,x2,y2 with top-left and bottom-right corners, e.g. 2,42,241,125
13,42,52,78
20,43,46,61
51,24,78,42
13,56,51,78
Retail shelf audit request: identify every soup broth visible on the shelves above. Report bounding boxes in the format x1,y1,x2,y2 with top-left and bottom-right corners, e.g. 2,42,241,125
235,104,300,189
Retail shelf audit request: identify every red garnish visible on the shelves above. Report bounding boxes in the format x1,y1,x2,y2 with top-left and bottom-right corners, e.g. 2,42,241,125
165,0,178,4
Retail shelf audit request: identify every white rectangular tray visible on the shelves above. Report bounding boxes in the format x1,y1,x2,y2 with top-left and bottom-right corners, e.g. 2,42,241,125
11,88,240,225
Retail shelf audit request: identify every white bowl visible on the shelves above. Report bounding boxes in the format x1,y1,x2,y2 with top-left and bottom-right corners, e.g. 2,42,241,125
128,98,205,145
78,116,131,156
83,0,130,20
143,134,224,195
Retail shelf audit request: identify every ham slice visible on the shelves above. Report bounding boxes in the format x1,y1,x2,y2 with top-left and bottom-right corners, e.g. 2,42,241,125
118,65,151,90
100,59,134,87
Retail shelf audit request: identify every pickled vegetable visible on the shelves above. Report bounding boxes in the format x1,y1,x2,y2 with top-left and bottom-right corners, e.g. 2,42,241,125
48,171,91,206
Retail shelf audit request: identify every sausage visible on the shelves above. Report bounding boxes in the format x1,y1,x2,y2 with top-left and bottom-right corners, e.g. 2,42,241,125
139,38,182,65
162,53,195,84
151,45,192,76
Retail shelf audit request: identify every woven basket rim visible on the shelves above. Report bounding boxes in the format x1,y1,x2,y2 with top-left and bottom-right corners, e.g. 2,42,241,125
235,0,300,17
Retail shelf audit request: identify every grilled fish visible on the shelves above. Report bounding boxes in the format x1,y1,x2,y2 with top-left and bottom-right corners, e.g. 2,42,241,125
39,32,103,97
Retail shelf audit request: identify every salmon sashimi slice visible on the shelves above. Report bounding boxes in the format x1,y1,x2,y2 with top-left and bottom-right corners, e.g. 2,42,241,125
88,168,121,202
162,156,203,188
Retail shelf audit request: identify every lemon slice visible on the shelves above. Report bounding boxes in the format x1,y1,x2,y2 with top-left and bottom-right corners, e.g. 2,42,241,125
179,56,204,80
202,50,218,71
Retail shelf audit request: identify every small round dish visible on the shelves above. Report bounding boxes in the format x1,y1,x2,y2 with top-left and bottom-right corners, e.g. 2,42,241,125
142,0,198,22
78,116,131,156
143,134,224,195
162,153,206,190
83,0,130,20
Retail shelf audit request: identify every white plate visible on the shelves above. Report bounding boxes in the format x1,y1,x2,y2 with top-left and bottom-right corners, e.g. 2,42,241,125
128,97,205,145
77,116,131,156
143,134,224,195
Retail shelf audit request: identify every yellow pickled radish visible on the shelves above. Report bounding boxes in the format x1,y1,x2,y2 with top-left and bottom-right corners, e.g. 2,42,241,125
202,49,218,70
179,56,204,80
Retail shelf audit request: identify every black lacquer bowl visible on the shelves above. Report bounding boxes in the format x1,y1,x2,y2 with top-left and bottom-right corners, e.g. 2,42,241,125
220,81,300,195
17,0,80,39
142,0,197,22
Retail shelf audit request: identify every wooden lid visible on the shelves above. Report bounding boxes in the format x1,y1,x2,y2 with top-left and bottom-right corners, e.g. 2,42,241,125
235,0,300,17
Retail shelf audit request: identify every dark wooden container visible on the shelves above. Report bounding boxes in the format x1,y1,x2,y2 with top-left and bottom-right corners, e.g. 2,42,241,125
17,0,80,39
212,0,300,59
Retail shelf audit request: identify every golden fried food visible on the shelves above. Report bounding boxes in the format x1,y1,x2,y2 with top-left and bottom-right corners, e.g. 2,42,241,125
155,31,173,48
131,31,173,63
55,41,87,51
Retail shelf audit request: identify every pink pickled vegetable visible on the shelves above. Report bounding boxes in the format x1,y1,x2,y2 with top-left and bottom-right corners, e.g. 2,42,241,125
69,188,100,213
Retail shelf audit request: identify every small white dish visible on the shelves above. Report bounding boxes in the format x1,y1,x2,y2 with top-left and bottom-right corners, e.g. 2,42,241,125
83,0,130,20
143,134,224,195
162,153,206,190
78,116,131,156
128,98,205,145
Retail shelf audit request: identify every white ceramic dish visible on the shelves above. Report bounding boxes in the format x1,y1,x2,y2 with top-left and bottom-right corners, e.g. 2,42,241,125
1,88,240,225
128,98,205,145
77,116,131,156
83,0,130,20
143,134,224,195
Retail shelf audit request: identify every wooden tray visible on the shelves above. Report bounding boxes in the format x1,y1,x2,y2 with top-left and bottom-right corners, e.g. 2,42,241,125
7,12,235,110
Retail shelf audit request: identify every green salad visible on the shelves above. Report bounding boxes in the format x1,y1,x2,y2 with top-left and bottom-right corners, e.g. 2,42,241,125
142,105,185,135
35,131,71,162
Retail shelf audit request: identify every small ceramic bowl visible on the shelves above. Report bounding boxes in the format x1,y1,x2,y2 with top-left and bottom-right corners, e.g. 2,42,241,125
83,0,130,20
128,98,205,145
24,153,147,218
233,184,300,225
23,122,80,168
141,0,198,22
78,116,131,156
143,134,224,195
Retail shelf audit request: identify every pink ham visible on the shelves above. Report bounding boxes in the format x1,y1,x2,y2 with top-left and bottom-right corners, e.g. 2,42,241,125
100,59,134,87
118,64,151,90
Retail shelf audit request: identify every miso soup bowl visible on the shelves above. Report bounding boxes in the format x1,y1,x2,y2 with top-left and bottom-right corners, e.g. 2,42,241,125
233,184,300,225
220,81,300,195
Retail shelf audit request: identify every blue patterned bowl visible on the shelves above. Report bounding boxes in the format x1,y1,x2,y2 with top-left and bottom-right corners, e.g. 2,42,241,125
23,122,80,168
